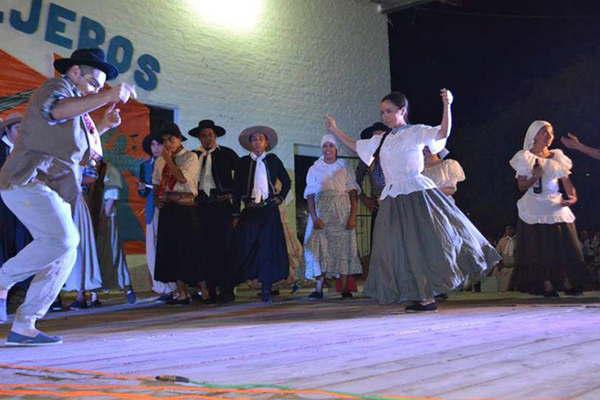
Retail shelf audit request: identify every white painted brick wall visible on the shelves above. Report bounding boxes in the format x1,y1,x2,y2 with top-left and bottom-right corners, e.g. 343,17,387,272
1,0,390,167
1,0,389,237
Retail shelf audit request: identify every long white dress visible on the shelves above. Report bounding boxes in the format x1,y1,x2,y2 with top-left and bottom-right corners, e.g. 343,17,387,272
303,158,363,279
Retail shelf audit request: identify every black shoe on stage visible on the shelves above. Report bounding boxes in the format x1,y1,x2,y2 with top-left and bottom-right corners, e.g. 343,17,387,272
405,302,438,313
261,291,272,304
68,300,88,310
543,290,560,298
203,297,217,305
308,291,323,300
157,293,173,302
434,293,448,301
166,297,191,305
49,297,64,312
564,288,583,296
290,282,300,294
89,299,102,308
218,292,235,304
126,290,137,304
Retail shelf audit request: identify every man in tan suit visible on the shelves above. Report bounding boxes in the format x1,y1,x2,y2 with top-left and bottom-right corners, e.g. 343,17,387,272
0,48,136,346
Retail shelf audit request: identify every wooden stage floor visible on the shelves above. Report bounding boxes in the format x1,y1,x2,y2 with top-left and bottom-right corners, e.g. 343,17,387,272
1,291,600,399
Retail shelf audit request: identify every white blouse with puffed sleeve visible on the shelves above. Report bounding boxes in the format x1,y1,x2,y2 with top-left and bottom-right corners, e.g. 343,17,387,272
509,149,574,224
355,124,448,199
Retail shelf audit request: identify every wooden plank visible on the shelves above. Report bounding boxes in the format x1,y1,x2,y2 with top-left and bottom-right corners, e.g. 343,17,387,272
1,294,599,399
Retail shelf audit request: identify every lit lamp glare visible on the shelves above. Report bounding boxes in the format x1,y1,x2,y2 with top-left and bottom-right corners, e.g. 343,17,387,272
187,0,264,32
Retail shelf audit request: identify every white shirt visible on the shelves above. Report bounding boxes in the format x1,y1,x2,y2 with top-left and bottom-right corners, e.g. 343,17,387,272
496,235,516,266
496,235,516,258
356,124,447,199
509,149,574,224
152,148,201,196
103,163,122,202
422,159,465,191
2,135,14,153
304,158,360,198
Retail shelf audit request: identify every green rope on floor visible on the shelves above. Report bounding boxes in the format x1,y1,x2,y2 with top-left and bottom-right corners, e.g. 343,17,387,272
156,375,424,399
183,378,419,400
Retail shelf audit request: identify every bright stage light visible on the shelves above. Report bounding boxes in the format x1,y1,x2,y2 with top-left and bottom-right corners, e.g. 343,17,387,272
186,0,265,33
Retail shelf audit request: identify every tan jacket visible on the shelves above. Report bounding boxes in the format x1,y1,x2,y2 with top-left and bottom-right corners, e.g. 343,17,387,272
0,76,92,205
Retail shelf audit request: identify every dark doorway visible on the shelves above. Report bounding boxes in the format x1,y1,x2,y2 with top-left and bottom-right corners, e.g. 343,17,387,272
148,105,175,133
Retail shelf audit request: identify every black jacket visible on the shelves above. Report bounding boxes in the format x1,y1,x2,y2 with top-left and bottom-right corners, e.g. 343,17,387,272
193,146,239,196
0,138,10,170
234,153,291,213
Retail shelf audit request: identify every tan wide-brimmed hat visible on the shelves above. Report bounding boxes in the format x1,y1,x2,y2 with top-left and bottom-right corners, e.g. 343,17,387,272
238,125,278,152
0,113,23,133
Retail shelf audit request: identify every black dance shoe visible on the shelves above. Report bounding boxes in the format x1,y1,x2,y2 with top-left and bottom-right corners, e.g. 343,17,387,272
157,293,174,302
543,290,560,298
434,293,448,301
48,297,64,312
166,297,191,305
405,302,438,313
564,288,583,296
126,290,137,304
218,292,235,304
68,300,87,310
290,282,300,294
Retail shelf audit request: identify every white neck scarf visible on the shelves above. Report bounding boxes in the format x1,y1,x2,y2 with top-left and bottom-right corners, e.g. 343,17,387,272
197,146,217,194
250,152,269,203
503,236,515,257
2,135,14,154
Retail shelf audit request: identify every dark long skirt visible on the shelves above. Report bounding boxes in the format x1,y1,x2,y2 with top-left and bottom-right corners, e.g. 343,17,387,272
510,219,590,294
1,198,33,292
0,201,32,268
196,201,240,288
235,203,289,287
364,188,501,304
155,203,203,284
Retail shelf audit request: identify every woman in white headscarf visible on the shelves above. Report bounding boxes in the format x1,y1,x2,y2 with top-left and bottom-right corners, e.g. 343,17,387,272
303,134,362,299
509,121,589,297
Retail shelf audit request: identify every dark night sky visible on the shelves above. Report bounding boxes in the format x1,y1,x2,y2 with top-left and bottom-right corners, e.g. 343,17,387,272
388,0,600,238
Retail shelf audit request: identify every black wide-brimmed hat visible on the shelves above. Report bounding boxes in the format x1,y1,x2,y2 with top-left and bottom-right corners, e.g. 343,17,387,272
156,122,187,142
239,126,278,152
360,122,389,140
188,120,226,138
54,48,119,80
142,134,161,155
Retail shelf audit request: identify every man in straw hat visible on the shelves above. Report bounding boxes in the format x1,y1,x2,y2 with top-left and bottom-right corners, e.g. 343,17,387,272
0,48,137,345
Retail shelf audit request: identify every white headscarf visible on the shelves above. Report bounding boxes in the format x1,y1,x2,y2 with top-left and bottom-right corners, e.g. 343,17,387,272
320,134,337,149
523,120,552,150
